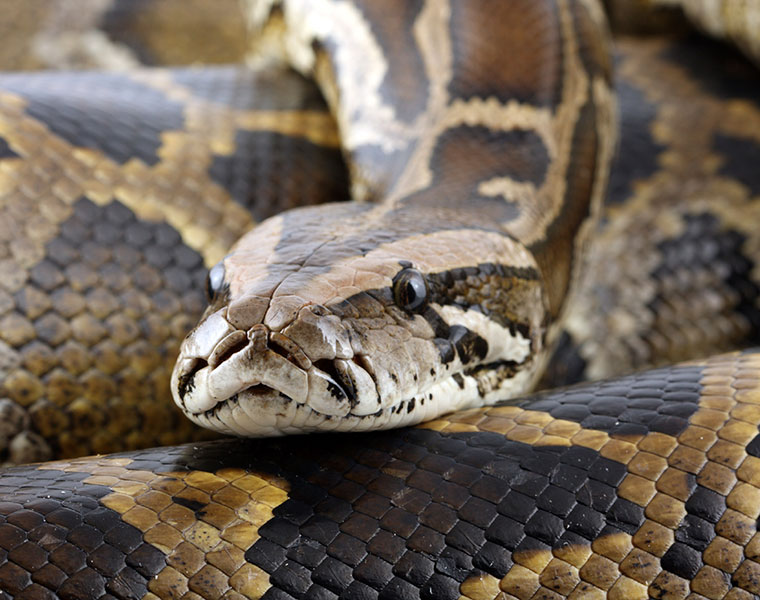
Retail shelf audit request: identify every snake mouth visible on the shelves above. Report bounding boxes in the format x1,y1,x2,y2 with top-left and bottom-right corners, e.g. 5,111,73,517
172,325,382,430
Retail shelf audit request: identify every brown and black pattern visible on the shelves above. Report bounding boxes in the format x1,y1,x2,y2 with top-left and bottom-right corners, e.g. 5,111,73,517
2,1,760,598
0,71,185,166
526,0,613,318
171,0,615,436
351,0,429,124
528,95,599,319
604,75,664,206
399,125,550,220
543,29,760,389
448,0,563,108
0,65,348,463
3,350,760,599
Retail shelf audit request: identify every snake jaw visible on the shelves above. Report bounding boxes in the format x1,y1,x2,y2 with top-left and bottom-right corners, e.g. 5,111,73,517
172,304,544,436
171,305,386,434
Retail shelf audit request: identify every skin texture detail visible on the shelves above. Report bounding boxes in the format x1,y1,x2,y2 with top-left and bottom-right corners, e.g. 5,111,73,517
0,63,350,464
543,30,760,388
0,1,754,459
5,350,760,599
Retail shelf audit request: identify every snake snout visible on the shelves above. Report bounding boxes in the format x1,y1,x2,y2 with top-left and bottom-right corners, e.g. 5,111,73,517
171,304,386,435
173,318,310,415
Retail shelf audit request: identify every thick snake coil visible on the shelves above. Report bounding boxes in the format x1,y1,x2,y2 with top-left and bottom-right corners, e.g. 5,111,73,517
1,1,760,599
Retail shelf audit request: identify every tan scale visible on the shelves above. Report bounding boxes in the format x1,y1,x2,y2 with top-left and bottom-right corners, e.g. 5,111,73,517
431,351,760,598
40,456,289,599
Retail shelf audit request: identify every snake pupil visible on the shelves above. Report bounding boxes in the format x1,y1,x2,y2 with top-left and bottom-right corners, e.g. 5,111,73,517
205,262,226,302
393,267,428,312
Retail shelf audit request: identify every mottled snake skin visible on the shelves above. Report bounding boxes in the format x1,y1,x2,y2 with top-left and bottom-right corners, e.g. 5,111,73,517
0,1,760,599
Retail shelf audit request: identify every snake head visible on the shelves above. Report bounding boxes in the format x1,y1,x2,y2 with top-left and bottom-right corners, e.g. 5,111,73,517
171,204,549,436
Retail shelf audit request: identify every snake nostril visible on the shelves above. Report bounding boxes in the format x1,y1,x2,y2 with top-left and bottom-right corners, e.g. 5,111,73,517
311,304,329,316
209,335,249,368
177,358,207,401
269,332,312,370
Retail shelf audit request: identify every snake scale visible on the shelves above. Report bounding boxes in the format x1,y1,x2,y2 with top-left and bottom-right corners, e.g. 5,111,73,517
1,0,760,598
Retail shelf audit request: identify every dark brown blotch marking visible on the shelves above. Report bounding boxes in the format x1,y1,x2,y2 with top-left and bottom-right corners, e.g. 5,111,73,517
209,130,350,220
651,213,760,349
388,125,549,244
0,70,185,166
448,0,563,107
406,125,549,215
448,325,488,364
713,133,760,196
606,77,666,206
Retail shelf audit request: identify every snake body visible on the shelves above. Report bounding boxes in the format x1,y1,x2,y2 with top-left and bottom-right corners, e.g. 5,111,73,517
4,350,760,599
1,1,760,599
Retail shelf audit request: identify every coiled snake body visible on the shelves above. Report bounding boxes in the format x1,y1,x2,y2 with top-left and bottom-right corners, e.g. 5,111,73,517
1,1,760,599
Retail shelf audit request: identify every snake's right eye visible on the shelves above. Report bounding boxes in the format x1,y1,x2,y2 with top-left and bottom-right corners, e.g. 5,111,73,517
393,267,428,313
205,262,226,302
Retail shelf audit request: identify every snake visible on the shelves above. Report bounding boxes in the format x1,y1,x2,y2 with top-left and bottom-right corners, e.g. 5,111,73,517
1,0,760,598
170,0,616,436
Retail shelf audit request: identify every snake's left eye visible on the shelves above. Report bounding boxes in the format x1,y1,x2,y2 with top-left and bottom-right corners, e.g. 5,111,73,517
205,262,226,302
393,267,428,312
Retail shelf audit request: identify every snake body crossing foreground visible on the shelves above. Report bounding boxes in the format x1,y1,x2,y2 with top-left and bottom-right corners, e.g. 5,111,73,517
1,1,760,599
